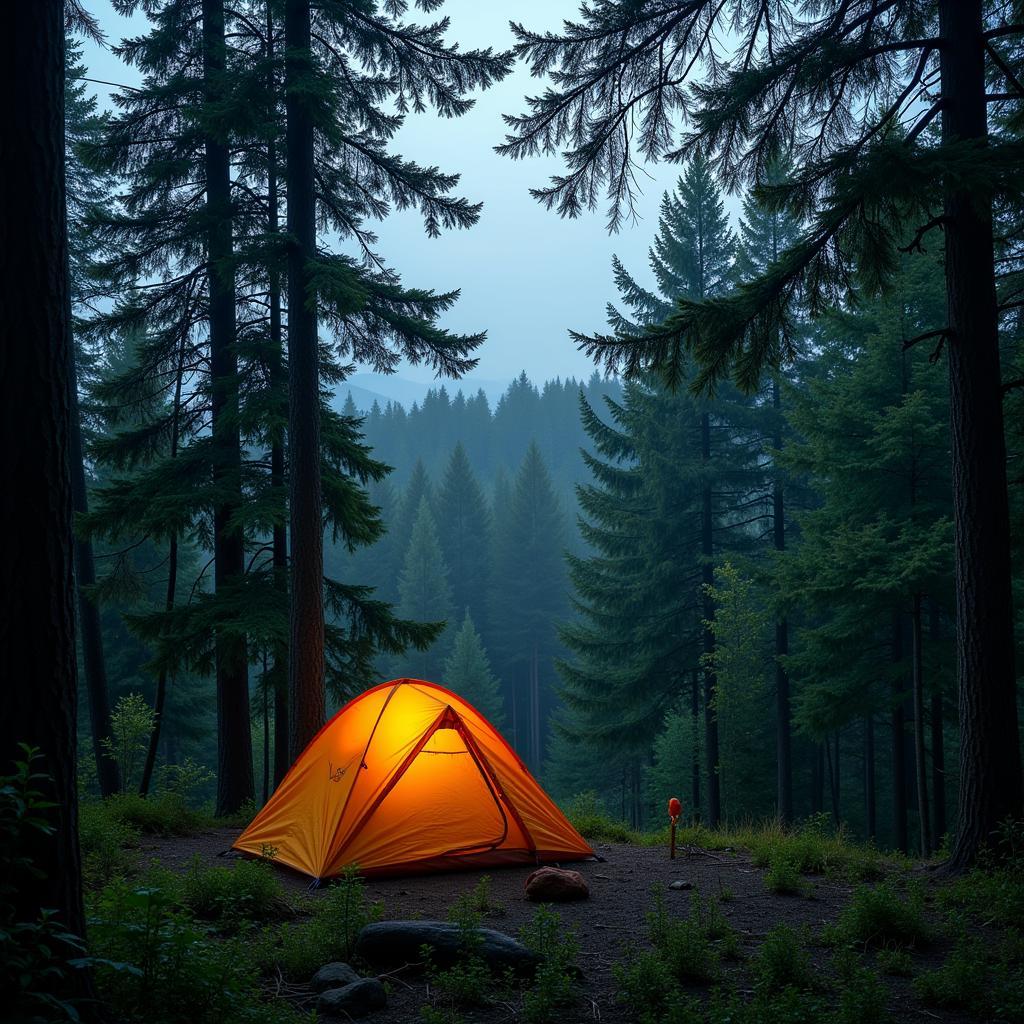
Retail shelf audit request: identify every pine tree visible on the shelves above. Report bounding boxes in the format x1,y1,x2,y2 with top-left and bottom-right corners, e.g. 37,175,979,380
436,444,492,633
734,160,804,823
443,611,505,727
573,165,742,827
2,0,87,940
65,38,119,798
278,0,511,755
781,256,954,853
503,0,1024,869
491,442,567,772
394,498,453,681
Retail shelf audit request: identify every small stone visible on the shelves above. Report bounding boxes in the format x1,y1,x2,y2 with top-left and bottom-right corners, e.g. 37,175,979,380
316,978,387,1018
525,866,589,902
669,880,694,891
311,962,361,992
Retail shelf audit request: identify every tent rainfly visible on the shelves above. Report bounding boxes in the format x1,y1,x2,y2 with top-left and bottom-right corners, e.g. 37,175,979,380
234,678,594,879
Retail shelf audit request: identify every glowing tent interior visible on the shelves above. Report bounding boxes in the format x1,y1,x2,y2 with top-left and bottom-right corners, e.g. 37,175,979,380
233,678,594,878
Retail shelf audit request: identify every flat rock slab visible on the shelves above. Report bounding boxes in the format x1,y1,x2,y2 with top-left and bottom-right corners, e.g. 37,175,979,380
317,978,387,1018
311,961,362,992
525,866,590,902
356,920,539,975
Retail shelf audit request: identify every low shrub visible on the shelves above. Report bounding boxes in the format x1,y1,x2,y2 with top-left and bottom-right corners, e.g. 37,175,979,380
104,790,211,836
180,857,289,925
519,906,579,1023
614,948,702,1024
753,925,813,992
565,792,636,843
257,867,381,981
418,880,496,1019
914,933,987,1009
2,747,90,1023
832,951,891,1024
875,946,913,977
79,798,140,887
915,929,1024,1021
88,882,304,1024
765,855,808,896
648,888,720,984
828,880,931,948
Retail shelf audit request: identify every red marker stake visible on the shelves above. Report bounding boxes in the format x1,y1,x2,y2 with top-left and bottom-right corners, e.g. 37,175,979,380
668,797,682,860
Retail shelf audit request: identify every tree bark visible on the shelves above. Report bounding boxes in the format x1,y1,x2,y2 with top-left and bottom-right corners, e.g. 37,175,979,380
939,0,1023,871
691,665,701,822
891,610,909,853
68,321,119,797
205,0,254,815
700,410,721,828
864,713,876,841
811,742,824,816
139,536,177,798
1,0,86,939
772,376,792,824
285,0,326,761
140,337,186,798
911,593,931,855
266,3,290,788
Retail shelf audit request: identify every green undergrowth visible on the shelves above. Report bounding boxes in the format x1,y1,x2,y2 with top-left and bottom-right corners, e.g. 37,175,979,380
615,886,892,1024
419,876,580,1024
566,796,897,883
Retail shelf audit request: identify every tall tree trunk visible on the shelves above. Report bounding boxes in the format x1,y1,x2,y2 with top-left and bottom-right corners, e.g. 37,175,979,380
700,410,721,828
266,4,290,788
911,593,932,855
939,0,1023,870
531,642,541,773
1,0,86,939
139,541,176,797
140,338,186,798
864,713,877,841
691,665,701,822
68,314,119,797
285,0,325,760
826,730,841,826
262,651,270,804
891,610,909,853
772,377,792,824
205,0,254,815
811,742,824,815
928,595,948,844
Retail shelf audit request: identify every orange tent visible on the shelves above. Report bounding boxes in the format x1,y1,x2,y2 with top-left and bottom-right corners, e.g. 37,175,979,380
234,678,594,879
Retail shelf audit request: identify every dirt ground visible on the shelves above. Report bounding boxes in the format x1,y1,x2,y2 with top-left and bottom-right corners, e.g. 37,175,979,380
143,828,975,1023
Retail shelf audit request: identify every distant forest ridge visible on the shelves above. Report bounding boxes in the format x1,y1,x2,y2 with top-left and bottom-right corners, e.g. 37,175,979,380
333,370,625,501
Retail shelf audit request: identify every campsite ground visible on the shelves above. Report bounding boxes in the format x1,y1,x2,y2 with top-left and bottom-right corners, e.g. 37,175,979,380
136,824,996,1024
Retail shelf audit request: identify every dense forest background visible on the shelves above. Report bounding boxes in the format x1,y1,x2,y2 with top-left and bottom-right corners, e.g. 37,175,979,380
74,122,1021,859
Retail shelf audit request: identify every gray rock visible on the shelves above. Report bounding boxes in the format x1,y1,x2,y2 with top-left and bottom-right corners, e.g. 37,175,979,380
316,978,387,1018
356,920,539,975
311,961,361,992
669,880,694,891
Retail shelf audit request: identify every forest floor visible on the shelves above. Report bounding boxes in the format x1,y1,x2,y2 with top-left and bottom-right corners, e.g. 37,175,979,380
136,825,995,1024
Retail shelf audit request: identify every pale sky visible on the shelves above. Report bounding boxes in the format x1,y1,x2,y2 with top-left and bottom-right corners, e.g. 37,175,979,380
81,1,718,387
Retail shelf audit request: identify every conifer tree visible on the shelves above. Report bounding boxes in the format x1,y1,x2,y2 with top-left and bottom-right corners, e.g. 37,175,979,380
734,160,804,823
781,257,954,853
2,0,86,939
588,164,741,826
443,611,505,727
503,0,1024,868
436,443,492,633
394,498,453,681
278,0,511,755
66,38,120,798
491,442,567,772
